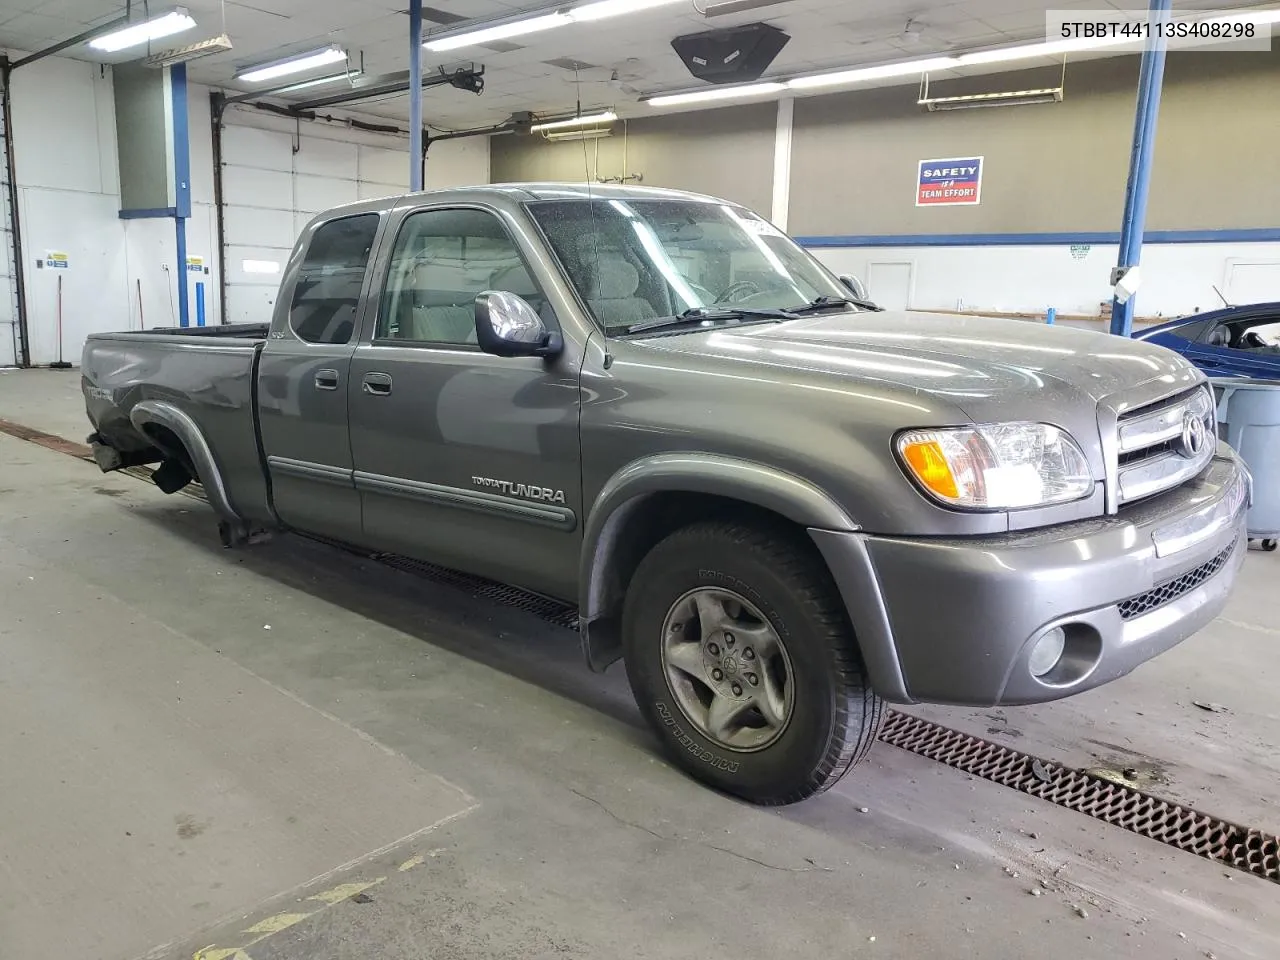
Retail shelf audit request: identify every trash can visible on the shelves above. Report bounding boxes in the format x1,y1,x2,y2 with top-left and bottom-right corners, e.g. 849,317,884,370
1211,377,1280,550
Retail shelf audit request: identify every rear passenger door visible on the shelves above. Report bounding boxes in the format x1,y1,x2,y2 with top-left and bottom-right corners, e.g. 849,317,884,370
347,204,583,600
257,212,382,542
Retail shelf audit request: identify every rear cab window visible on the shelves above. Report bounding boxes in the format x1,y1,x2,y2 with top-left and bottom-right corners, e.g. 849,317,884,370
289,214,380,345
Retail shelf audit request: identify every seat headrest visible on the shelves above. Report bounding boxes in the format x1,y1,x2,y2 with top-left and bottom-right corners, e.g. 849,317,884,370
489,263,538,297
588,258,641,300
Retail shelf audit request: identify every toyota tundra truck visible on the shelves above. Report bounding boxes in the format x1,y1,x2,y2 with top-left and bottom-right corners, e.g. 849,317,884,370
81,184,1251,804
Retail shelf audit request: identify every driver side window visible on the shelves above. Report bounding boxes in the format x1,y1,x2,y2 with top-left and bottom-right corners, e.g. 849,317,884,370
376,207,544,346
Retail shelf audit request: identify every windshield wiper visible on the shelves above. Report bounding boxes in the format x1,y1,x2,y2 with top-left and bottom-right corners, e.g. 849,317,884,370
624,306,797,335
785,295,882,314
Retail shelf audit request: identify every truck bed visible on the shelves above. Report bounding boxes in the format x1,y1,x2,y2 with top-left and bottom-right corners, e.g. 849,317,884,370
82,326,272,524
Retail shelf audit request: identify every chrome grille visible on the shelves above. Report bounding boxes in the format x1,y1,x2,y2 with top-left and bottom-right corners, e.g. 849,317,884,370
1114,386,1216,506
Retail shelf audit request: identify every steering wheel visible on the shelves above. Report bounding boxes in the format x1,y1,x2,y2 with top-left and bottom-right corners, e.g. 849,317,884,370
1243,331,1267,349
714,279,762,304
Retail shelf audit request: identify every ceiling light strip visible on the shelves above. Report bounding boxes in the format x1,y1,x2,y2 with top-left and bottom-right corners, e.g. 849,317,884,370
530,109,618,131
236,45,348,83
88,8,197,53
424,0,685,51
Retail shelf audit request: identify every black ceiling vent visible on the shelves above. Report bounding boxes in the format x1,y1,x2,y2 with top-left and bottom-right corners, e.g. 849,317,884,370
670,22,789,85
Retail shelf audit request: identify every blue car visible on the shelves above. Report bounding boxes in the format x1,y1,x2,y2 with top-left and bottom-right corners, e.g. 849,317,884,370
1136,302,1280,379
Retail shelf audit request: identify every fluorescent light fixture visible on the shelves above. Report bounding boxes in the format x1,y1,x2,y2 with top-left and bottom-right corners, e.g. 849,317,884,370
788,56,959,90
237,45,348,83
268,70,364,94
242,259,280,274
88,9,196,52
958,35,1135,66
142,33,232,67
545,128,614,141
571,0,685,22
922,87,1064,111
531,109,618,131
424,12,571,52
702,0,795,17
646,81,786,107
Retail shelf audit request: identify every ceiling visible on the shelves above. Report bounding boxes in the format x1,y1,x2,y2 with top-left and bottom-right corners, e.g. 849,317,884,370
0,0,1265,128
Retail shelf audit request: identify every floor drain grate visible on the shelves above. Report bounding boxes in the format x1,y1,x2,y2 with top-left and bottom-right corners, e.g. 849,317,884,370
879,710,1280,885
0,417,92,459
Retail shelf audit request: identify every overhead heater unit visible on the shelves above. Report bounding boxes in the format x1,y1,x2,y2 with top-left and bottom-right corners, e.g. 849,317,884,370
142,33,233,67
671,22,789,84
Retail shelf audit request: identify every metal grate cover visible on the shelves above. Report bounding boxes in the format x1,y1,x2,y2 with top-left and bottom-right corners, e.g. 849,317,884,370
1117,538,1237,620
879,711,1280,884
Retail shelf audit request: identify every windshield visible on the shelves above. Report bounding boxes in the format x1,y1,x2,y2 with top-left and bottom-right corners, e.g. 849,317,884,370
526,198,854,332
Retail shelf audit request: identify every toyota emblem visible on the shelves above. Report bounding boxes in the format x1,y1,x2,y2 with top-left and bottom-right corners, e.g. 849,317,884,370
1179,413,1207,459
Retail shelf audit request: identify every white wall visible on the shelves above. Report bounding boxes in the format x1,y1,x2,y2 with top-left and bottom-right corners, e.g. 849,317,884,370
7,56,130,365
809,241,1280,321
0,60,492,364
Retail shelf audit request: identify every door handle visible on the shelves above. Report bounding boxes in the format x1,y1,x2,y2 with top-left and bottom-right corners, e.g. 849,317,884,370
314,368,340,391
362,372,393,396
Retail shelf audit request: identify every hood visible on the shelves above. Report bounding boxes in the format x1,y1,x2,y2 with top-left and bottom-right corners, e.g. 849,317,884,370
641,309,1197,420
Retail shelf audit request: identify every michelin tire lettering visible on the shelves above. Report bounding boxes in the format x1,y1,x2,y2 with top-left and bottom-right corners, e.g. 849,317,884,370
656,701,740,773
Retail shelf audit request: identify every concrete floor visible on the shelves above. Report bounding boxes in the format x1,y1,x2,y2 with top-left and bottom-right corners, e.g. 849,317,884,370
1,368,1278,960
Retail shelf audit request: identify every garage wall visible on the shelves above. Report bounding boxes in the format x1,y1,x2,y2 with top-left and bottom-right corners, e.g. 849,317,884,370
217,104,489,325
4,56,133,366
788,50,1280,236
794,49,1280,319
489,102,776,214
812,242,1280,319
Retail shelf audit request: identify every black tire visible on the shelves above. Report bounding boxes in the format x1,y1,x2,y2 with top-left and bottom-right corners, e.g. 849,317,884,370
622,519,885,805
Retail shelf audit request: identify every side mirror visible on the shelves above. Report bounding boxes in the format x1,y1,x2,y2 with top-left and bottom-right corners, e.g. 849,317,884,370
838,274,869,301
474,290,563,358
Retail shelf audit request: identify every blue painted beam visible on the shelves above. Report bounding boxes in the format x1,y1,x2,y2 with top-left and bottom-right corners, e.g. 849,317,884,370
171,64,192,328
409,0,423,192
1110,0,1171,337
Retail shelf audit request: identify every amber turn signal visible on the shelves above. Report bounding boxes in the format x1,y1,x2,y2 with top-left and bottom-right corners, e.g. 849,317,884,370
899,438,960,500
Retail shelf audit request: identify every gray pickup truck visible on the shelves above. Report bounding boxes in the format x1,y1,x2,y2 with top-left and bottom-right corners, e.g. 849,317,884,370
83,183,1251,804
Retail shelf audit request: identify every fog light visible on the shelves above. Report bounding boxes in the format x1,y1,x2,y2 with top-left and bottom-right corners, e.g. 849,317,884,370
1029,626,1066,678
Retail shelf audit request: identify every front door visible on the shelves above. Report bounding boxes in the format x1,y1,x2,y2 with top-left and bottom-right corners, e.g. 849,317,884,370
348,205,583,599
257,212,382,542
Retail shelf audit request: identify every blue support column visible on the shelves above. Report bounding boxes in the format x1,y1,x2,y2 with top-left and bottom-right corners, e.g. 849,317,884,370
408,0,424,191
1110,0,1172,337
171,64,192,328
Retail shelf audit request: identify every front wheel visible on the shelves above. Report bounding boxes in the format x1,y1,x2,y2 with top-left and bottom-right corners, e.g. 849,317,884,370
622,520,884,805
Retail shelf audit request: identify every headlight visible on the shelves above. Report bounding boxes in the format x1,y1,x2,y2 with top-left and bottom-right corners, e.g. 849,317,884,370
896,422,1093,510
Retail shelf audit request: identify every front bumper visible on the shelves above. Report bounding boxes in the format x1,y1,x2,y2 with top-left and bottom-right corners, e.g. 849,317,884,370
812,453,1250,706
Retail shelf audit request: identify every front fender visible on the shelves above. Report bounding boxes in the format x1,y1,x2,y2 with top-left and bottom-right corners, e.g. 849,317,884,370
577,453,859,671
130,400,244,524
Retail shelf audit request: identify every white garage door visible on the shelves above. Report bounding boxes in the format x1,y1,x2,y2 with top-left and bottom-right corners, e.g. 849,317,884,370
219,120,409,326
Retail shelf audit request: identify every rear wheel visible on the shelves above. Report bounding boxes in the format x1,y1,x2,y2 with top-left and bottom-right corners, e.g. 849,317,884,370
622,520,885,805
